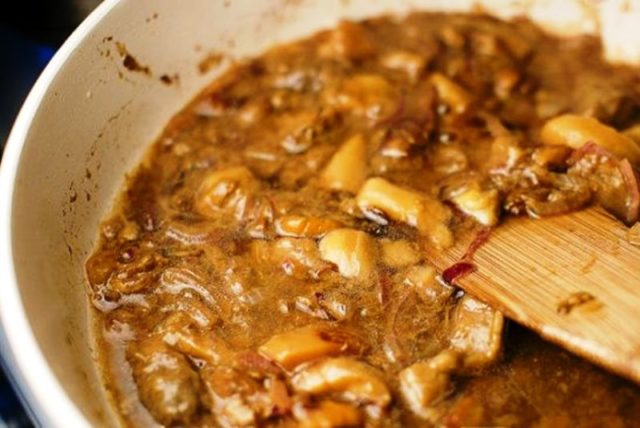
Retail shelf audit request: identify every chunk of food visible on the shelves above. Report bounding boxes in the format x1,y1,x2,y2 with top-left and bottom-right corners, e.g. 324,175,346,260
153,294,218,330
379,119,429,160
105,249,161,295
243,144,283,179
449,184,500,226
162,330,230,364
327,74,400,122
494,67,520,99
266,377,293,416
320,134,369,193
404,264,453,303
624,124,640,145
532,145,572,168
275,215,343,238
379,135,412,159
294,400,363,428
449,295,504,369
541,114,640,165
319,21,375,60
251,238,331,279
276,111,319,154
201,366,262,427
259,325,353,370
356,178,453,248
158,267,216,307
432,145,469,175
245,196,276,238
380,239,422,268
430,73,472,114
291,357,391,408
195,166,260,219
569,142,640,224
318,228,378,280
237,99,268,126
487,134,524,173
399,351,460,420
381,50,427,82
128,340,201,426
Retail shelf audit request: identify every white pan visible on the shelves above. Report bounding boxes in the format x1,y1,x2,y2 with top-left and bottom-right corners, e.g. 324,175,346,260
1,0,639,426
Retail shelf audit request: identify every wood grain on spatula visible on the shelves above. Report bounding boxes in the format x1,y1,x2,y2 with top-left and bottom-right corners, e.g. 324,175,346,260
425,207,640,383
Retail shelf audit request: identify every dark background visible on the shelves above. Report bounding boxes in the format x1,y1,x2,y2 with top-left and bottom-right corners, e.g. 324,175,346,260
0,0,99,144
0,1,101,425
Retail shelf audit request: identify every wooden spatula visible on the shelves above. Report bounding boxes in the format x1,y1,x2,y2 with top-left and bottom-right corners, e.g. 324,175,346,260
425,206,640,383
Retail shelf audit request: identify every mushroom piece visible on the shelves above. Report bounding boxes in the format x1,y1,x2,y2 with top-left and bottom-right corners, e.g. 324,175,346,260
201,366,263,427
380,239,422,268
128,339,201,426
294,400,363,428
430,73,472,114
275,215,343,238
403,264,453,304
399,350,460,421
162,330,231,365
449,295,504,369
532,145,572,169
104,248,161,295
624,123,640,145
318,20,375,60
195,166,260,219
432,145,469,175
487,134,524,173
326,74,400,123
259,325,358,371
568,142,640,225
320,134,369,194
291,357,391,408
155,310,232,364
356,177,453,248
318,228,378,280
251,238,332,279
541,114,640,165
381,50,427,82
449,183,500,227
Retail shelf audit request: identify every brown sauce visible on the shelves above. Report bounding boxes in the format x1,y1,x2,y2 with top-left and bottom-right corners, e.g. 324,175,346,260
86,12,640,427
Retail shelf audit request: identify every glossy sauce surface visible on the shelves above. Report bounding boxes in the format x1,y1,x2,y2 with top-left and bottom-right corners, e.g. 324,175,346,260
86,13,640,427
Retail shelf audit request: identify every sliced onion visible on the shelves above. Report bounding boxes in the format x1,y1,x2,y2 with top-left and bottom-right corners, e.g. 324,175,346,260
619,159,640,224
158,267,216,307
442,262,476,286
165,222,219,245
567,141,613,164
461,228,492,260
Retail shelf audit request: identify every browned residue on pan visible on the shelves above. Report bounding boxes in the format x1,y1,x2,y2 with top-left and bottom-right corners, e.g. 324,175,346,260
159,73,180,86
116,42,151,75
145,12,159,23
198,52,227,74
